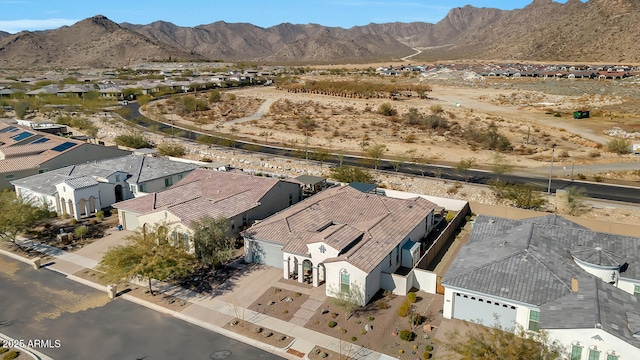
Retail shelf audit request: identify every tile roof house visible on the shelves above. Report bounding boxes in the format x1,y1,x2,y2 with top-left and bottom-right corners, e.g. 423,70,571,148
11,154,197,220
113,169,302,247
242,185,437,305
442,214,640,360
0,122,131,189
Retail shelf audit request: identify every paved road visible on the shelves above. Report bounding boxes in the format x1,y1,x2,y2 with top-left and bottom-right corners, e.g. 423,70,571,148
123,101,640,204
0,255,282,360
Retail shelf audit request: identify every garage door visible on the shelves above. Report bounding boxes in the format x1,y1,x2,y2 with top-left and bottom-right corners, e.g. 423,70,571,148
251,240,283,268
453,292,517,330
123,211,140,230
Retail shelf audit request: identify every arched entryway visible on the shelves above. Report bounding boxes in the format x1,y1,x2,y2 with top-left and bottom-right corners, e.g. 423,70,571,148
67,199,74,218
114,184,123,202
302,259,313,284
60,197,67,216
78,198,86,217
88,196,96,214
316,263,326,286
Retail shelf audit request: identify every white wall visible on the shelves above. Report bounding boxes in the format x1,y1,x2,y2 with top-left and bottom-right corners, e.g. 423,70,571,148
413,269,437,294
323,261,368,305
617,277,640,296
547,328,639,360
383,189,468,211
14,186,56,211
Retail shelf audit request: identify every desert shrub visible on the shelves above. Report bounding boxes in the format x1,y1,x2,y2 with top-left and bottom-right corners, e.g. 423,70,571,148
378,300,390,310
445,211,456,222
320,352,328,358
0,349,7,355
425,345,433,351
253,326,263,333
410,314,423,326
115,133,153,149
430,104,444,114
607,138,631,154
351,336,358,341
577,173,587,180
329,166,373,183
593,175,603,182
277,335,287,341
398,300,411,317
554,113,562,117
156,142,187,157
367,316,375,321
328,321,337,328
423,114,449,130
70,218,78,225
262,331,273,338
383,289,393,298
377,102,397,116
2,351,19,360
399,330,415,342
14,101,30,119
209,90,222,103
423,351,432,359
404,134,417,143
588,150,601,158
340,328,347,334
96,211,105,221
407,291,417,303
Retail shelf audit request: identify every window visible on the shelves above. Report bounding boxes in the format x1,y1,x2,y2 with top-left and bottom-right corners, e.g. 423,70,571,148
634,285,640,297
177,173,183,180
139,184,146,193
571,345,583,360
242,213,247,226
588,349,600,360
38,168,49,174
164,177,173,187
340,270,350,293
182,234,189,251
130,185,137,194
4,174,14,179
395,244,400,263
289,193,293,205
606,354,619,360
528,309,540,331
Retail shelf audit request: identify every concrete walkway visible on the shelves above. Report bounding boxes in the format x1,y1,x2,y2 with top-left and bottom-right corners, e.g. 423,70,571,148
1,238,393,360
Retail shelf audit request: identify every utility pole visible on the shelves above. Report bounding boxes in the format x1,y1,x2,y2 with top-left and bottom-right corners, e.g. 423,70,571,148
547,143,556,195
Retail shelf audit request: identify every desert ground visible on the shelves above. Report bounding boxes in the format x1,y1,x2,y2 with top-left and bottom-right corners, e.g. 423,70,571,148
144,72,640,178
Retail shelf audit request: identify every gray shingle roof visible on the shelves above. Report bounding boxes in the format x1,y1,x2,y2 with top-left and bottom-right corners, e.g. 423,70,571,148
11,154,197,195
541,277,640,348
64,176,99,190
444,214,640,345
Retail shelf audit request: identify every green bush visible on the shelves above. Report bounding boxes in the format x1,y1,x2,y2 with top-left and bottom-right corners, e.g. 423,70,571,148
0,348,8,355
156,142,186,157
577,173,587,180
399,330,415,342
425,345,433,351
607,138,631,155
115,133,153,149
96,211,105,221
398,300,411,317
70,218,78,225
3,350,19,360
351,336,357,341
377,102,397,116
328,321,337,328
407,291,417,303
423,351,432,359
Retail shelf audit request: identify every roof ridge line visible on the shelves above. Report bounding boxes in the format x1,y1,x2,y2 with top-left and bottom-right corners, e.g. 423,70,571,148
526,249,573,293
443,251,530,283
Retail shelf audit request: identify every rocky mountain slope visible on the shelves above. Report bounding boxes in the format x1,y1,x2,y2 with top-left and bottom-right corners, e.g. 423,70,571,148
1,0,640,68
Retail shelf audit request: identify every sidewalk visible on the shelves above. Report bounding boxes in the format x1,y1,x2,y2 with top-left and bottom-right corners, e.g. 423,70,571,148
2,238,394,360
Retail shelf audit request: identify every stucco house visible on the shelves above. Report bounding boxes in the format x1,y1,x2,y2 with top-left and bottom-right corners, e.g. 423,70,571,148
113,169,303,245
11,155,197,220
242,185,437,305
0,122,132,189
442,215,640,360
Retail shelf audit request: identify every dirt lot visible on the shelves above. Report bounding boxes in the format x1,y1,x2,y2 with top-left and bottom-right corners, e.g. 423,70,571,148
248,286,310,322
304,290,441,360
145,73,640,173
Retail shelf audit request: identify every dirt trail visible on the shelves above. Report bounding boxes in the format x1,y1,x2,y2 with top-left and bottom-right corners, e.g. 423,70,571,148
430,85,609,144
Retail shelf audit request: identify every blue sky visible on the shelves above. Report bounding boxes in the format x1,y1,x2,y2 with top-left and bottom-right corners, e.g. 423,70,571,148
0,0,581,34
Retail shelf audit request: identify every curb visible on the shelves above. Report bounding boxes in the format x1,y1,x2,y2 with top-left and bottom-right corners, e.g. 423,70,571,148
0,333,54,360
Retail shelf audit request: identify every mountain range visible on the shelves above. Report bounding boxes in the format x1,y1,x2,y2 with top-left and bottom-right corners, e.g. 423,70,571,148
1,0,639,69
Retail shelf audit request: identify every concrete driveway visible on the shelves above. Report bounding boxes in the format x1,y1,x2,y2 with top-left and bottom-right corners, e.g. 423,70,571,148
73,229,133,263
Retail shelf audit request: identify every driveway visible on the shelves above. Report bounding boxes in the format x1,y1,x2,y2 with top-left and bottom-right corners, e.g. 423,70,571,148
0,254,282,360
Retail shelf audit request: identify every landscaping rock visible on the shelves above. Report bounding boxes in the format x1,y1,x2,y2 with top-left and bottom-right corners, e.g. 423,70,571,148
365,324,373,332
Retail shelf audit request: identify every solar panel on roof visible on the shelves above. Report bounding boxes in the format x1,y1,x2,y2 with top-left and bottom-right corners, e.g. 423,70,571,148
51,141,77,152
0,126,16,133
11,131,33,141
31,138,50,144
9,128,19,132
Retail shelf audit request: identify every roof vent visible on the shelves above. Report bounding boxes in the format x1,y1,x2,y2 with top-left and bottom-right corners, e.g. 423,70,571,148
489,219,495,224
571,278,579,292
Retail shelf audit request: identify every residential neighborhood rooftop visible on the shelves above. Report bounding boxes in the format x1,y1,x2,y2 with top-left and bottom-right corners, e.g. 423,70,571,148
243,185,437,273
